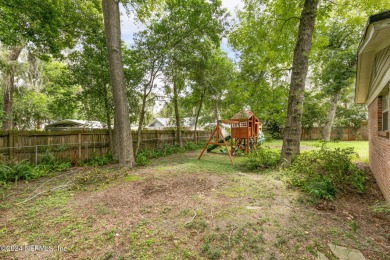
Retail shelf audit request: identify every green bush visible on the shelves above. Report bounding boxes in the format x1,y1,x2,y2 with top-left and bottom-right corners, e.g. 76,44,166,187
285,146,366,200
263,132,274,142
303,178,336,200
246,146,280,170
136,153,150,166
0,160,35,182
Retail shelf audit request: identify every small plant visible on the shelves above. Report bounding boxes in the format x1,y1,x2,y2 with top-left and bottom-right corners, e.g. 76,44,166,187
0,181,10,200
201,239,222,260
185,219,208,232
80,153,113,166
303,178,336,200
349,220,358,233
370,202,390,218
0,160,58,183
40,150,57,165
246,146,280,170
136,153,150,166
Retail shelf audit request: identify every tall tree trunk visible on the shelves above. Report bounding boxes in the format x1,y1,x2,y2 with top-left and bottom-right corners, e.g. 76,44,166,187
194,88,206,142
102,0,135,166
136,95,147,155
322,91,340,141
173,76,183,147
280,0,319,167
2,46,23,131
136,66,159,155
102,83,114,154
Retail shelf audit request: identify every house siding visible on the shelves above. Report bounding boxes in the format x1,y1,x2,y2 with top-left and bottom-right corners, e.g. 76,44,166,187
368,97,390,201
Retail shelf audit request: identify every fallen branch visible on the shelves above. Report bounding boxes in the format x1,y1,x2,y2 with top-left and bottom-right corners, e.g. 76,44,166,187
185,210,197,225
15,181,72,206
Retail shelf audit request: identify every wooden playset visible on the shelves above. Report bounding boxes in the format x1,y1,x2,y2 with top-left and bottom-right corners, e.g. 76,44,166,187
198,111,262,164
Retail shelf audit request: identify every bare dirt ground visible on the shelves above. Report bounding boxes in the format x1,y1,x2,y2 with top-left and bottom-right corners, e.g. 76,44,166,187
0,151,389,259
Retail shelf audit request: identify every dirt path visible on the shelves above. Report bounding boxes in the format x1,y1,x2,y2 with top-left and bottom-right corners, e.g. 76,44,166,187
0,151,388,259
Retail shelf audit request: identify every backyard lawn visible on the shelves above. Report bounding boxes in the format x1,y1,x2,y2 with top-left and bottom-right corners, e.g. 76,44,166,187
266,140,369,161
0,141,388,259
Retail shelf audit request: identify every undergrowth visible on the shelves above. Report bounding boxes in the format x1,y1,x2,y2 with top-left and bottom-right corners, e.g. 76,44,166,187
284,145,366,200
0,151,71,184
80,153,113,166
246,146,280,170
72,169,120,190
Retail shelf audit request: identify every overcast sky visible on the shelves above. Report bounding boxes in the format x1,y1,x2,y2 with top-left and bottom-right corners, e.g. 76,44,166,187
120,0,244,59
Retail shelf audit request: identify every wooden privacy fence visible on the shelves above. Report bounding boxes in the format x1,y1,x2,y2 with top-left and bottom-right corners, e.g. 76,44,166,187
0,130,209,164
301,125,368,141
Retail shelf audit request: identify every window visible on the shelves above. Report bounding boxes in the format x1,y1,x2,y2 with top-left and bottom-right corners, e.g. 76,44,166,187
232,123,239,128
382,94,388,131
239,122,247,127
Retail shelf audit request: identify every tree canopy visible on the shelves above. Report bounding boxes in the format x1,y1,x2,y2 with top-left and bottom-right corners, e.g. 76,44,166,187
0,0,388,166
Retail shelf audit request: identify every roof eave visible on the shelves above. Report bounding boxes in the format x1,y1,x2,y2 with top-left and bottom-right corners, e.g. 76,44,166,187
355,11,390,105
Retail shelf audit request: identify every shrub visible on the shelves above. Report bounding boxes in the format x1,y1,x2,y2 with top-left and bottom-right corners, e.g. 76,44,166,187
285,146,366,200
246,146,280,170
303,178,336,200
0,160,34,182
136,153,150,166
0,151,71,184
184,142,203,150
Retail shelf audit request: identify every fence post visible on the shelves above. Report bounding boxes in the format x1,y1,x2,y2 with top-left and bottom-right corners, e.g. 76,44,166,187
9,131,14,160
155,131,158,149
78,133,82,161
35,145,38,166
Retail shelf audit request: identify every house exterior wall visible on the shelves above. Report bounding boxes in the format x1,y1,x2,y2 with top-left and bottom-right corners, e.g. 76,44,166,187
368,96,390,202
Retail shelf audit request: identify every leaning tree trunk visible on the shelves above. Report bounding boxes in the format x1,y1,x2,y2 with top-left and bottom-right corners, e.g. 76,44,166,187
193,88,206,142
102,0,135,166
322,91,340,141
280,0,319,167
2,46,23,131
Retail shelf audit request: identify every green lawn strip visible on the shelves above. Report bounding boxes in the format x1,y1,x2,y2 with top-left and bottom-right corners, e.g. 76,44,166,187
264,140,368,162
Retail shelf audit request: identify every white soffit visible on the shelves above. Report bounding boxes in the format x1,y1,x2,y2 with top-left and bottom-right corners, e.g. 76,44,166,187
356,16,390,105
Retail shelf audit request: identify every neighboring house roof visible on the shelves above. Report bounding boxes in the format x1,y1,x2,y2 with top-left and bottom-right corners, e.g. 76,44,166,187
147,117,197,128
44,120,106,131
148,118,173,127
355,10,390,104
231,111,256,120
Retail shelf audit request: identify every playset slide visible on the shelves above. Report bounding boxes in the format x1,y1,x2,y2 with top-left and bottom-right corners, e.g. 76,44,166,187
207,135,231,152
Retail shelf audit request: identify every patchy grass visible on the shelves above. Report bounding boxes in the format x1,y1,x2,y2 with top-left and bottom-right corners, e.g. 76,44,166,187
0,148,387,259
